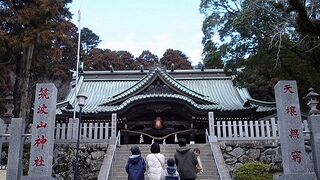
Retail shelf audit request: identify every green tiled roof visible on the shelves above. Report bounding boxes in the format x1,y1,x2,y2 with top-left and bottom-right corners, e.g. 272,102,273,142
57,67,276,114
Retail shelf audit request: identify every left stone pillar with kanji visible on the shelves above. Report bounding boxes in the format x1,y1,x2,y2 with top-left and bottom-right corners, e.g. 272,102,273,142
23,83,57,180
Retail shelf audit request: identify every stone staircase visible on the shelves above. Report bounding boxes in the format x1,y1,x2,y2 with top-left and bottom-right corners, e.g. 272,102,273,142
109,144,220,180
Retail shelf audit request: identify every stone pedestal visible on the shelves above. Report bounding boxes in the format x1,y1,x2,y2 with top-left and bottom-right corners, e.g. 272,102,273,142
22,176,55,180
277,173,317,180
6,118,24,180
308,115,320,179
0,119,5,165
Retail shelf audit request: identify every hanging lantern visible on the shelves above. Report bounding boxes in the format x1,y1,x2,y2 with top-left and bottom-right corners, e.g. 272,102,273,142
139,134,144,143
174,134,178,143
154,116,164,129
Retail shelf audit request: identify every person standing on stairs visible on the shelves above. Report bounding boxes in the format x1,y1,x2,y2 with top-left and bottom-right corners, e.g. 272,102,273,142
160,158,180,180
193,148,203,175
125,145,146,180
174,138,198,180
146,142,166,180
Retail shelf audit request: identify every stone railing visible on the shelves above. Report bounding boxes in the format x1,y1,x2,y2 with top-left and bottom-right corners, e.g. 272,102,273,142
98,130,121,180
206,130,232,180
212,117,310,140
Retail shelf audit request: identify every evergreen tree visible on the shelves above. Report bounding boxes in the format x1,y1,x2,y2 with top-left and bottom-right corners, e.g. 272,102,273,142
160,49,192,70
0,0,73,121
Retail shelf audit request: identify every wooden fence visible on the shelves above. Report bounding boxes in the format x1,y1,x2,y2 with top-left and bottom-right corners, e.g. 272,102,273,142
212,117,310,140
54,119,111,143
0,119,112,144
0,117,311,143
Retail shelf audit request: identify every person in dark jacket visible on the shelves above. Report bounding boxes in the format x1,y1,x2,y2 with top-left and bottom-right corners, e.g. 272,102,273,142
125,145,146,180
174,138,198,180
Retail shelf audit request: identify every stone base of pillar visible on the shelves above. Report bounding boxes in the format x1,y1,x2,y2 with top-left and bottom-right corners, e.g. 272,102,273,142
276,173,317,180
22,176,55,180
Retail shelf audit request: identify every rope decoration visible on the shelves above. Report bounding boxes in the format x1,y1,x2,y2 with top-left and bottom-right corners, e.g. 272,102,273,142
121,129,195,140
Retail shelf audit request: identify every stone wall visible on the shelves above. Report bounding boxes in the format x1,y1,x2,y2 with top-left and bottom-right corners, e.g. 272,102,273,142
220,140,282,176
1,143,108,179
53,144,108,180
219,140,313,177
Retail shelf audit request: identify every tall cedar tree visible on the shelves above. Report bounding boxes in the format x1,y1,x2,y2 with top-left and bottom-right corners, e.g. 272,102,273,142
0,0,73,122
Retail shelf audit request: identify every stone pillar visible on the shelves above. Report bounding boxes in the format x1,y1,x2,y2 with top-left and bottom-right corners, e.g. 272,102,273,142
110,113,117,144
0,118,5,165
111,113,117,138
275,81,316,180
208,112,214,136
6,118,24,180
24,83,57,180
305,88,320,179
123,123,128,144
189,122,195,144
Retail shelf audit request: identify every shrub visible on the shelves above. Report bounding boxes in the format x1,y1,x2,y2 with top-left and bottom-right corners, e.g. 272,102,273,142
234,162,273,180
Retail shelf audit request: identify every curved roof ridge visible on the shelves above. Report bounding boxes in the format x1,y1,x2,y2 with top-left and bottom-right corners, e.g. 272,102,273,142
247,98,276,106
95,94,255,113
155,67,216,103
99,66,216,106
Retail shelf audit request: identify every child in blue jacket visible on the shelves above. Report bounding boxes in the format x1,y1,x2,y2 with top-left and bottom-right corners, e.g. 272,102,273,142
160,158,180,180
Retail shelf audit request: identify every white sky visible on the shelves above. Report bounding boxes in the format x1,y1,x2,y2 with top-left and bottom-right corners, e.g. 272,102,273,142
69,0,205,65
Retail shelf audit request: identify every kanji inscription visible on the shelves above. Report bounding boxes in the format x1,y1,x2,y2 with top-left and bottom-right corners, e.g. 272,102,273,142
28,83,57,177
275,81,309,174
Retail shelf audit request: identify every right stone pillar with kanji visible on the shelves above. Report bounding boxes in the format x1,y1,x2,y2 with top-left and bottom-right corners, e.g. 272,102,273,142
305,88,320,179
275,81,316,180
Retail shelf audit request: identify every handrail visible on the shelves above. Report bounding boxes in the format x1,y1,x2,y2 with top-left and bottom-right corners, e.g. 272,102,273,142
107,130,121,179
206,129,223,180
98,130,121,180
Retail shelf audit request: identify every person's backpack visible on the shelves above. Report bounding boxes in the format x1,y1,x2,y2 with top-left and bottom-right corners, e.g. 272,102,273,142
165,176,179,180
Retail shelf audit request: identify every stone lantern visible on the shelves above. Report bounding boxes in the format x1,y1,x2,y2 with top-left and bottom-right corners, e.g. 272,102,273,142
304,88,320,115
4,93,14,123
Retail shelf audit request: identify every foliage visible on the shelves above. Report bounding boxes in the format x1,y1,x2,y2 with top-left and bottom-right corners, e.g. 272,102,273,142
234,162,273,180
285,0,320,36
202,40,223,68
0,0,73,120
81,27,101,54
160,49,192,70
200,0,320,102
117,50,138,70
135,50,158,70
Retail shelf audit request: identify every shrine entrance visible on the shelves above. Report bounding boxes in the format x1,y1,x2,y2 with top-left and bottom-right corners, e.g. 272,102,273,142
118,101,208,144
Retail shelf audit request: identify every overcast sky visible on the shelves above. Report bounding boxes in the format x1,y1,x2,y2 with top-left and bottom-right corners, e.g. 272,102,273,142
69,0,204,65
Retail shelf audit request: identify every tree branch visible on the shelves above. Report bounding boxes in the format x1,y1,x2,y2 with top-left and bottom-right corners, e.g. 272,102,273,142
286,0,320,35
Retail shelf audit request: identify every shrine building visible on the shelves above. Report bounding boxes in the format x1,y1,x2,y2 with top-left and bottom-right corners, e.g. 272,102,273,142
56,65,276,144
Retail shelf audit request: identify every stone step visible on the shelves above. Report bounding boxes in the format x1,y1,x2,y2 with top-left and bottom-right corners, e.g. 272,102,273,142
113,156,213,165
111,173,220,180
112,169,217,176
109,144,220,180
